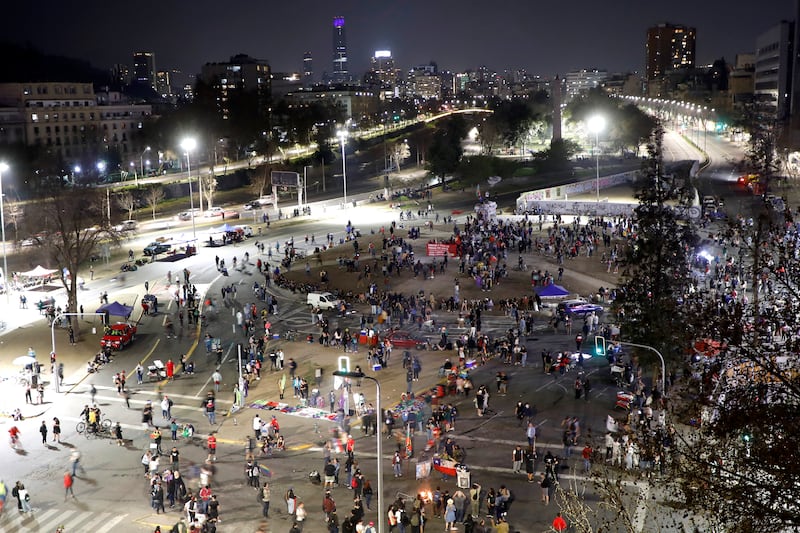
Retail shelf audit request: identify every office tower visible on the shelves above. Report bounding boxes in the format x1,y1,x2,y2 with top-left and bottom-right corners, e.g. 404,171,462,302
200,54,271,120
754,21,794,120
332,16,348,84
132,51,157,90
645,23,696,81
303,51,314,86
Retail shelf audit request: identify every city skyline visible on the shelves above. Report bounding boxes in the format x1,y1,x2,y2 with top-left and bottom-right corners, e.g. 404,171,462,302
5,0,794,80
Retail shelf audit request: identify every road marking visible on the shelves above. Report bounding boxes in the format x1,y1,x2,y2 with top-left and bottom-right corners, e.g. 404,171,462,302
132,337,161,372
196,343,235,398
91,384,232,404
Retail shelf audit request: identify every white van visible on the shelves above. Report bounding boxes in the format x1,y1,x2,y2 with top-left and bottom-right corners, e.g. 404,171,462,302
235,225,254,237
307,292,341,310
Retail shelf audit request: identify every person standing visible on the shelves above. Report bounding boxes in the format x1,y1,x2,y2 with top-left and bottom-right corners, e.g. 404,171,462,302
261,482,271,518
294,501,306,530
444,498,457,531
19,484,31,513
392,451,402,477
512,445,523,473
40,420,48,444
526,421,536,449
136,364,144,385
151,481,165,514
52,417,61,443
64,471,75,500
211,370,222,393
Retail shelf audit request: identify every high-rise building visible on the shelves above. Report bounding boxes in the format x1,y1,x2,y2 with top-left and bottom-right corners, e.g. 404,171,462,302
156,71,172,98
645,23,696,81
332,16,348,84
111,64,131,87
754,21,795,120
365,50,398,99
132,51,157,90
200,54,271,120
303,52,314,86
565,69,609,100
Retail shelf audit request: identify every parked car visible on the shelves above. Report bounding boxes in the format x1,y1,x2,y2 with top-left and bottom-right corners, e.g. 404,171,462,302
557,299,603,318
222,210,240,220
143,242,171,256
114,220,138,232
242,201,261,211
100,323,137,350
384,330,426,350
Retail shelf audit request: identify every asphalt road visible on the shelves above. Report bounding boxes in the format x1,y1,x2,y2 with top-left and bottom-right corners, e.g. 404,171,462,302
0,128,747,533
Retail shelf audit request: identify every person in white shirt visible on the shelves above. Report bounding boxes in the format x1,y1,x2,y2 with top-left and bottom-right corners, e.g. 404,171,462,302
253,415,262,440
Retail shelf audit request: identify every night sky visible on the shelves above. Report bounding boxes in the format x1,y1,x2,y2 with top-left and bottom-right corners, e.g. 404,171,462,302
6,0,794,80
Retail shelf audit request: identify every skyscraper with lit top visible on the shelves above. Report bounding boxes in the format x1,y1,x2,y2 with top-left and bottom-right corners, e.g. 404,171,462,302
332,16,348,84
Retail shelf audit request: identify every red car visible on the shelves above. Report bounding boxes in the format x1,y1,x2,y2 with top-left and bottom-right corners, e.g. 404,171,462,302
101,323,137,350
384,331,426,350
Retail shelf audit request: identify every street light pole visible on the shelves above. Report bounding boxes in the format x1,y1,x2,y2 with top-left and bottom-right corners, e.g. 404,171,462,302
0,162,9,304
181,138,198,244
334,371,383,533
338,130,348,207
588,116,605,202
139,146,151,177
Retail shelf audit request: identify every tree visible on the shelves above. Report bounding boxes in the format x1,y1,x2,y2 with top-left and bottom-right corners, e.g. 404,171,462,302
426,116,467,179
144,185,165,220
40,188,117,336
200,171,217,210
667,191,800,531
613,124,698,368
532,138,581,173
249,165,272,198
115,191,136,221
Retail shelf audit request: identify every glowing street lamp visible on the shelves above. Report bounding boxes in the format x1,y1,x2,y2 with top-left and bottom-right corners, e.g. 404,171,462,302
140,146,151,177
588,115,605,202
180,137,198,243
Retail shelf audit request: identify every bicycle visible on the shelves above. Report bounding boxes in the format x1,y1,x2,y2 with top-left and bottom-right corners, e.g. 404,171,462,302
76,418,112,437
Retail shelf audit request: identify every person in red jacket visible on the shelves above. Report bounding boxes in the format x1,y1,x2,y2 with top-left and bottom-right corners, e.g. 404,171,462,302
64,471,75,500
552,511,567,531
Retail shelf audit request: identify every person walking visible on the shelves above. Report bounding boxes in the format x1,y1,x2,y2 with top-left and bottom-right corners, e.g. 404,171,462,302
207,432,217,462
40,420,48,444
70,449,83,476
90,384,97,405
64,471,75,500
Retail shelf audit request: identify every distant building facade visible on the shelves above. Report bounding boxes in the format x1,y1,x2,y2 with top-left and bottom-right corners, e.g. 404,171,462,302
132,51,157,90
564,69,608,100
646,23,696,92
0,82,151,162
754,21,795,121
199,54,271,120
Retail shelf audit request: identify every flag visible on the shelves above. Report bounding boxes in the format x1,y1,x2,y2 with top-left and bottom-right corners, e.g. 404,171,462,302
258,464,272,478
432,457,458,477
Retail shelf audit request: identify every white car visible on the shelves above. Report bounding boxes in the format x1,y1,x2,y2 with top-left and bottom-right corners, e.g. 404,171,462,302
203,207,224,218
114,220,138,232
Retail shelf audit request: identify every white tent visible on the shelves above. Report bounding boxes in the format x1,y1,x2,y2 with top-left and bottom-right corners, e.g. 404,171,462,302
20,265,58,278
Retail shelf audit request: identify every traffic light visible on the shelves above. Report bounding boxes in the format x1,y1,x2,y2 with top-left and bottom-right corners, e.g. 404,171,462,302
594,336,606,356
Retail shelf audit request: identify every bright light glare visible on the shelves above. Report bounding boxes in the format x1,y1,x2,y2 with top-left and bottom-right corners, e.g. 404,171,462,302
97,161,106,171
0,162,8,173
337,130,348,141
588,115,606,134
181,137,197,152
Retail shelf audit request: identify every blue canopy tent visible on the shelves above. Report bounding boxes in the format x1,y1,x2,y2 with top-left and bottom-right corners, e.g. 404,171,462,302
535,284,570,298
96,301,133,319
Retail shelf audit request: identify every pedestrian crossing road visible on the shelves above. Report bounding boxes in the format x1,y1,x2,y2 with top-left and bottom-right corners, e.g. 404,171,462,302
0,508,128,533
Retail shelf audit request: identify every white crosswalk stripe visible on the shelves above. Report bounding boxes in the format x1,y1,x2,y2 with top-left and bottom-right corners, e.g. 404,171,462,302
0,509,129,533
